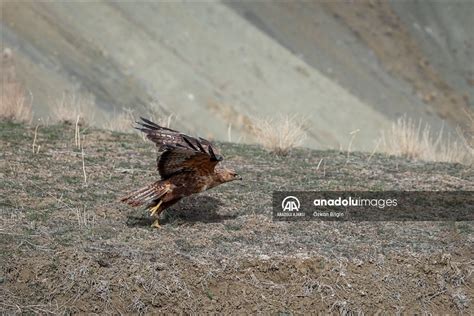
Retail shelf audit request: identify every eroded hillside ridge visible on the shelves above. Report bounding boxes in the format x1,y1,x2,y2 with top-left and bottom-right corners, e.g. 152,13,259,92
2,1,472,151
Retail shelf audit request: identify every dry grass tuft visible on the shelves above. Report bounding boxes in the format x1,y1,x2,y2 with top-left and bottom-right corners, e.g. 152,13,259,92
32,125,41,154
102,109,135,132
75,206,95,228
0,48,33,123
250,114,306,155
102,107,174,133
52,93,96,126
456,109,474,160
380,115,472,164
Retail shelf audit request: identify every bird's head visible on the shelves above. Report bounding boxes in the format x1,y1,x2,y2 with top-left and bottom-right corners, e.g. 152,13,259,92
216,167,242,183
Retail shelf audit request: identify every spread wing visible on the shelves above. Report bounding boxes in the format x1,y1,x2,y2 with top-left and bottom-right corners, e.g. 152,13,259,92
136,117,223,179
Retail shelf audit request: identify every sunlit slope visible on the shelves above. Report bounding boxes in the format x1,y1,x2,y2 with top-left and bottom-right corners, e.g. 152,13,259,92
2,1,391,150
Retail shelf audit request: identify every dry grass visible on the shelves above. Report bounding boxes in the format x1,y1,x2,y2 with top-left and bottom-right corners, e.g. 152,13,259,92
102,108,135,132
49,92,174,134
0,48,33,123
102,107,174,133
0,84,32,123
250,114,307,155
380,115,472,164
75,206,95,228
51,93,96,126
457,109,474,160
1,122,472,314
49,93,175,135
32,124,40,154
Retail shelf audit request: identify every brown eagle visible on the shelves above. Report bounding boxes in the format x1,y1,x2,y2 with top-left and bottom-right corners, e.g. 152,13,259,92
121,118,241,227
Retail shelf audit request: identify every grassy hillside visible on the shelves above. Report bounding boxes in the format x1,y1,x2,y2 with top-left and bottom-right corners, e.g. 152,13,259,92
1,122,472,314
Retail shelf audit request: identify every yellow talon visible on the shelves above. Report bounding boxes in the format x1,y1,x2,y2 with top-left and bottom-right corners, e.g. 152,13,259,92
151,219,161,228
149,200,163,216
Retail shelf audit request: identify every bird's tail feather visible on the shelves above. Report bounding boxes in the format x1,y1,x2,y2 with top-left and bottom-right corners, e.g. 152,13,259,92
120,180,170,207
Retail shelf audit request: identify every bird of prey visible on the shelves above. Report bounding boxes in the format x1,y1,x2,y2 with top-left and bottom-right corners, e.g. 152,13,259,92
121,118,241,227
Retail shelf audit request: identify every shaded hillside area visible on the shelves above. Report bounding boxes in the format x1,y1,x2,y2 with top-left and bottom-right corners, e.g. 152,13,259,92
390,0,474,105
1,122,473,313
226,0,473,130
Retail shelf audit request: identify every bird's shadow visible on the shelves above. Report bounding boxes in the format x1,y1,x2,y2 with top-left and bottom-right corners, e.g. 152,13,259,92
126,196,236,227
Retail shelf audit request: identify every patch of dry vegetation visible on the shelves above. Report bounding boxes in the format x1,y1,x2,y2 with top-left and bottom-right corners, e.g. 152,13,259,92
102,108,136,133
250,114,307,155
102,107,174,133
380,115,472,165
49,92,174,134
51,92,96,126
457,109,474,160
0,122,472,314
0,49,174,135
0,48,32,123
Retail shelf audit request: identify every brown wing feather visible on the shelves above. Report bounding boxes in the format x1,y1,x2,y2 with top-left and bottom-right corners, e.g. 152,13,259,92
121,181,172,207
136,118,223,179
136,117,222,160
158,148,219,179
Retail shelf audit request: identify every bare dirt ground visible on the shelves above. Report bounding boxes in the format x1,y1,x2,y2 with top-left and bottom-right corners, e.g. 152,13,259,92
1,122,473,314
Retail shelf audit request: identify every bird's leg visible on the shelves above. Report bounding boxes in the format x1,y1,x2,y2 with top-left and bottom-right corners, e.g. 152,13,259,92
149,200,164,228
151,219,161,228
149,200,163,217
